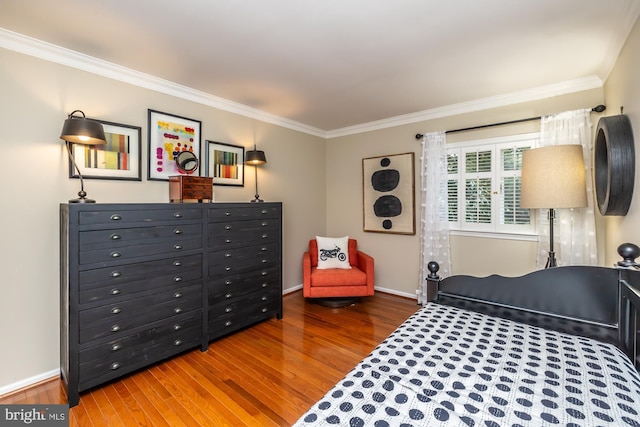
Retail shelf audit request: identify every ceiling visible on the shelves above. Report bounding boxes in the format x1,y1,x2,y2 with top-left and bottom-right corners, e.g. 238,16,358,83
1,0,639,135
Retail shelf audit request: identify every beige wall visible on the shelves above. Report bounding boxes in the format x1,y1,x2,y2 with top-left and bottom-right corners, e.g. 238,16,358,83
326,88,605,297
0,48,326,391
602,16,640,266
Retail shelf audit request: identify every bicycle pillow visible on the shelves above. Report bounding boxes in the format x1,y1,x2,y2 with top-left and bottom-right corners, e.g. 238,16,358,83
315,236,351,269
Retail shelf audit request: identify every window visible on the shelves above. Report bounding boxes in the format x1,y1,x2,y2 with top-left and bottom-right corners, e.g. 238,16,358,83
447,133,538,235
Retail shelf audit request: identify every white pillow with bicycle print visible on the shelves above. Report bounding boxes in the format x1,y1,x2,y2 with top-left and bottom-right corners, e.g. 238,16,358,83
315,236,351,269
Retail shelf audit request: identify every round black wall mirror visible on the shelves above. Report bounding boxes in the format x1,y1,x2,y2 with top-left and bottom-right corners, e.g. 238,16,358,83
175,151,199,174
594,114,635,216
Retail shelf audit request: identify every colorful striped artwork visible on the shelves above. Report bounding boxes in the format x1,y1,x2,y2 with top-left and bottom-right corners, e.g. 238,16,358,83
82,132,131,171
214,149,239,179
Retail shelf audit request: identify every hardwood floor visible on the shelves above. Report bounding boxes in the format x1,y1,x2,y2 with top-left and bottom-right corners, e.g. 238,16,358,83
0,291,419,426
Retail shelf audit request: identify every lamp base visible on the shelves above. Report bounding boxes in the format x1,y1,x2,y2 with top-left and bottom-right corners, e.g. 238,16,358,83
69,197,96,203
251,196,264,203
69,190,96,203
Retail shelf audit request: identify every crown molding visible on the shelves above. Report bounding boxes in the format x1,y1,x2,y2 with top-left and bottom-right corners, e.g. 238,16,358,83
326,76,603,139
0,28,326,138
0,27,604,140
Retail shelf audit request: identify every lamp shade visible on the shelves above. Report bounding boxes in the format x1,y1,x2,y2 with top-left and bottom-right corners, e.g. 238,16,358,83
520,144,587,209
60,110,106,145
245,145,267,165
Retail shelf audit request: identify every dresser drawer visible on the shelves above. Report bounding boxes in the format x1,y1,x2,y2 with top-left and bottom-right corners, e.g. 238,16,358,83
79,207,202,226
78,314,201,389
207,204,280,222
208,290,280,333
79,255,202,304
79,285,201,344
209,268,279,304
208,242,279,273
208,219,279,249
80,224,202,248
79,238,202,265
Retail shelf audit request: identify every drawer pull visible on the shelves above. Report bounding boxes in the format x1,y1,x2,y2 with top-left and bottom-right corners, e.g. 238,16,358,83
110,325,121,332
261,222,268,227
173,292,183,298
225,266,231,272
262,307,268,313
261,271,268,276
173,339,183,346
225,279,232,285
174,307,183,314
225,225,232,230
225,211,231,216
111,271,121,278
173,324,182,331
262,259,268,263
110,307,122,314
173,260,183,267
174,276,182,283
174,244,183,250
110,288,121,295
225,293,232,299
224,320,232,327
110,362,121,370
225,252,232,258
261,247,268,251
174,229,183,235
262,282,268,288
110,214,122,221
261,296,268,301
110,234,121,240
261,209,268,214
110,344,121,352
225,306,232,313
261,234,268,239
174,212,183,218
110,252,121,258
225,239,232,243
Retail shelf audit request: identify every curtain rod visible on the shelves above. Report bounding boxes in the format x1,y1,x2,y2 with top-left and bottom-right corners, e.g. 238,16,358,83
415,104,606,140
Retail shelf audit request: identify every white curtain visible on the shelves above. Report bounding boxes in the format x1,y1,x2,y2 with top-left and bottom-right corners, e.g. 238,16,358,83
418,131,451,304
535,109,597,267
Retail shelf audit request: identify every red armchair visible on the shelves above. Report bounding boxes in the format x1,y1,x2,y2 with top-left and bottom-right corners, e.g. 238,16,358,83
303,238,374,300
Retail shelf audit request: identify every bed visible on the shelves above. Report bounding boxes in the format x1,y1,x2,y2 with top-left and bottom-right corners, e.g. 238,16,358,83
294,244,640,427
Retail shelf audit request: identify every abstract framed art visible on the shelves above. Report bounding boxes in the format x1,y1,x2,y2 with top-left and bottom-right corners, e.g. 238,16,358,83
362,152,416,235
68,119,142,181
147,109,202,181
205,140,245,186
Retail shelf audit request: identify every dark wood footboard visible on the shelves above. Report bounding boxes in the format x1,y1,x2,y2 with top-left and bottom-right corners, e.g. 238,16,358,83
427,263,620,343
426,243,640,365
620,269,640,369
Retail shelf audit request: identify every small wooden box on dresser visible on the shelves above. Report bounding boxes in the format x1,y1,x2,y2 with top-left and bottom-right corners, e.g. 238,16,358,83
60,202,282,407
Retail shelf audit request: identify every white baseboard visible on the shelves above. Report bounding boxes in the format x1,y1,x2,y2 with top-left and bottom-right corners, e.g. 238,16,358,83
284,284,303,294
0,369,60,397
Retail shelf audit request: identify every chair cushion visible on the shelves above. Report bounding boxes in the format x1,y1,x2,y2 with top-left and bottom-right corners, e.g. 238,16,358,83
310,266,367,287
315,236,351,269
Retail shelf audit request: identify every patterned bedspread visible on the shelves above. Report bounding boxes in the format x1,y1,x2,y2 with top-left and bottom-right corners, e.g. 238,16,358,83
294,302,640,427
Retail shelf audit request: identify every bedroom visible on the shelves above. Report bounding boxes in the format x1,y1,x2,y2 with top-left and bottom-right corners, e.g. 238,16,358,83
1,1,640,425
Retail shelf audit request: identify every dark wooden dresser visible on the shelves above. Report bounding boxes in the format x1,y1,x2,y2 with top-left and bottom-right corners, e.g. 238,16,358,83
60,202,282,407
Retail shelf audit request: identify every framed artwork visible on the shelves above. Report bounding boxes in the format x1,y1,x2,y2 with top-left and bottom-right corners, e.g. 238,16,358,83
205,140,245,186
69,119,142,181
147,109,202,181
362,152,416,235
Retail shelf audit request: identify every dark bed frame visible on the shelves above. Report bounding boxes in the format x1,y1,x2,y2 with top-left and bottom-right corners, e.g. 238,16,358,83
426,243,640,371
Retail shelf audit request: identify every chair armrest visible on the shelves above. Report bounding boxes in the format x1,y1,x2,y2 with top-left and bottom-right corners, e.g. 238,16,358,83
357,251,375,292
303,251,312,292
